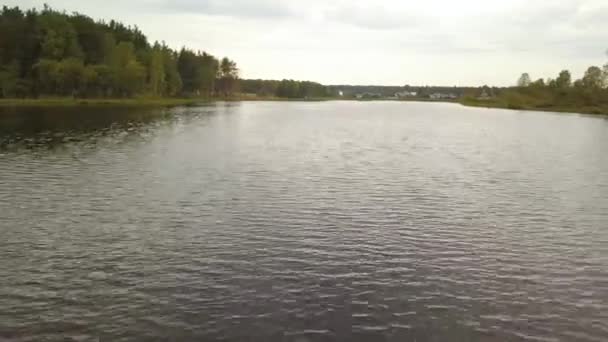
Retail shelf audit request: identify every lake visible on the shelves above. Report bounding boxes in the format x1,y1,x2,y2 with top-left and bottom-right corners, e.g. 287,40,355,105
1,101,607,341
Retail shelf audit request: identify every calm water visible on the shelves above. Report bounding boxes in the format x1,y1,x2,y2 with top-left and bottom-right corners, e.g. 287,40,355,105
1,101,607,342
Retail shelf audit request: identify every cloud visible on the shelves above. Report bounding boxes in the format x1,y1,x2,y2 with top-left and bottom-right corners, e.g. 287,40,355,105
324,2,422,30
166,0,295,19
2,0,607,85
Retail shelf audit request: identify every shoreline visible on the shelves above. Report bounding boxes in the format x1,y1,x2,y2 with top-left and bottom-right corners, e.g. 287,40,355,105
0,98,211,107
0,97,339,108
460,98,608,116
1,97,606,117
0,97,458,107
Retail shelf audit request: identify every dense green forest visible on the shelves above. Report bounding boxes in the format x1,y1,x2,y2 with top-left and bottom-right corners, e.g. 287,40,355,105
0,5,238,99
240,79,329,99
0,5,335,101
463,64,608,114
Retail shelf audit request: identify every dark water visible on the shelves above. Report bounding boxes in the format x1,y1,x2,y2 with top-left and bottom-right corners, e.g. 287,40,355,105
1,101,607,342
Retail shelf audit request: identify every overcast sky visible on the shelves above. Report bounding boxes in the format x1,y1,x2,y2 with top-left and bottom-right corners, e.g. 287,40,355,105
7,0,608,86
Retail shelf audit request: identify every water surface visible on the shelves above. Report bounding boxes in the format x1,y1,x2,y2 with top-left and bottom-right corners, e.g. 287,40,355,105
1,101,607,341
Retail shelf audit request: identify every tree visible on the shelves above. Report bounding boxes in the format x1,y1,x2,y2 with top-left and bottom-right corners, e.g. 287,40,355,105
109,41,137,69
120,60,145,96
177,48,200,95
199,53,218,97
517,73,531,87
81,65,99,97
217,57,239,97
38,9,82,60
0,61,19,97
582,66,603,89
56,58,85,96
147,44,165,96
109,42,145,97
0,5,238,99
177,49,220,97
276,79,301,98
100,33,116,65
531,78,545,88
91,64,115,97
161,45,181,96
602,64,608,88
272,79,327,99
33,59,60,94
555,70,571,88
220,57,238,78
69,13,106,64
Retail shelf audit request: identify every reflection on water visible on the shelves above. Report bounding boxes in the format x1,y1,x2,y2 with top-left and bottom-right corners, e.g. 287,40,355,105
1,101,607,342
0,104,227,151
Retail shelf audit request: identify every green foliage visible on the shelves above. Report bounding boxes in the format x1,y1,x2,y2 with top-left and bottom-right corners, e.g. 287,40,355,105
274,79,328,98
33,59,59,94
531,78,545,88
217,57,239,97
38,7,83,60
555,70,571,88
517,73,532,87
119,60,146,97
56,58,85,96
177,49,222,97
0,5,238,99
466,65,608,115
90,64,114,97
582,66,604,89
0,61,19,97
239,79,330,99
161,46,182,96
147,45,165,96
240,79,280,96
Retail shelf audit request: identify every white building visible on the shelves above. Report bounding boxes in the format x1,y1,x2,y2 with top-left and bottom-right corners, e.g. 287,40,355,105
395,91,418,98
478,89,491,100
429,93,458,100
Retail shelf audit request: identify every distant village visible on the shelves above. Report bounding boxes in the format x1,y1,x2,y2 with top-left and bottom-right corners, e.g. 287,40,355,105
353,91,459,100
332,85,496,101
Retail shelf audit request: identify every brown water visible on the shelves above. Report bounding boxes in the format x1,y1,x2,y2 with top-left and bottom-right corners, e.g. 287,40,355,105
1,101,607,341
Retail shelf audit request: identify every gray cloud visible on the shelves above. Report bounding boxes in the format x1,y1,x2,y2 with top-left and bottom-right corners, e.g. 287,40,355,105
166,0,294,18
3,0,607,85
324,3,421,30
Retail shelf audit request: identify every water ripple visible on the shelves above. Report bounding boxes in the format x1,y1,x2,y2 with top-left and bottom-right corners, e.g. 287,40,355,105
1,102,607,341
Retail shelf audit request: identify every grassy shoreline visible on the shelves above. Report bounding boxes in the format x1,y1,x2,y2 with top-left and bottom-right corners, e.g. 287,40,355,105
0,96,340,107
2,97,606,117
460,98,608,116
0,98,214,107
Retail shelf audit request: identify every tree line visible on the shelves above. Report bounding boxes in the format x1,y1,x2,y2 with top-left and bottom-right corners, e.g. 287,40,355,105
502,62,608,113
460,58,608,115
0,5,239,98
516,66,608,89
241,79,329,99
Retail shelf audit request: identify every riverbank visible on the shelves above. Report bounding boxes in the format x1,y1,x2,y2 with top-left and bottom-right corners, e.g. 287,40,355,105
461,97,608,116
0,98,213,107
0,96,339,108
4,97,605,116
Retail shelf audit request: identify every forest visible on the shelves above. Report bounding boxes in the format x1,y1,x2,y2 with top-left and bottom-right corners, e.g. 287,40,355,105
0,5,238,99
240,79,329,99
0,5,339,101
463,64,608,115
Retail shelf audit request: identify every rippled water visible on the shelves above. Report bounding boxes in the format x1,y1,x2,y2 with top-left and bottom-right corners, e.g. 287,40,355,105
1,101,608,341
